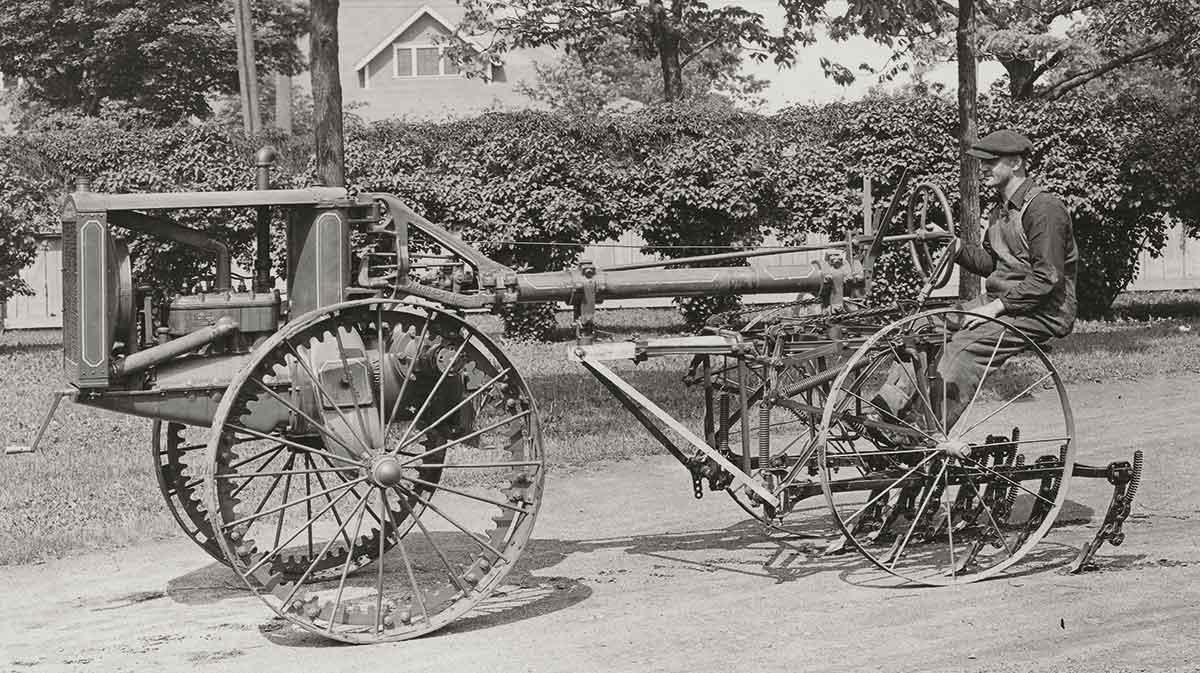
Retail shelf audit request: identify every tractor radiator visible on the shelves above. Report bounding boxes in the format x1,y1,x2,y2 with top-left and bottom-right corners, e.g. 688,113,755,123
61,213,114,388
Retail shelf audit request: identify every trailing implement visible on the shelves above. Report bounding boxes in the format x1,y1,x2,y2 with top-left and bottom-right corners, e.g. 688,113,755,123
5,156,1140,643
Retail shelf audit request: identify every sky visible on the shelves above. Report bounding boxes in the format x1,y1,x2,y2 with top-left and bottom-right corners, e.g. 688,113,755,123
724,1,1009,111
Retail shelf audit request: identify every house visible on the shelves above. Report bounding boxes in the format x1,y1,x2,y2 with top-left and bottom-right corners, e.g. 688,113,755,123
324,2,551,121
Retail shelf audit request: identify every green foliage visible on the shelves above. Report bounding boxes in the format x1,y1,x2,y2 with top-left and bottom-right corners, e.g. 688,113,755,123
517,34,769,114
0,0,306,124
0,157,48,305
450,0,828,101
497,302,559,342
1,93,1193,329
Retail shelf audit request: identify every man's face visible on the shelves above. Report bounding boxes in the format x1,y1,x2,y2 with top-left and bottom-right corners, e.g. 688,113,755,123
980,155,1021,189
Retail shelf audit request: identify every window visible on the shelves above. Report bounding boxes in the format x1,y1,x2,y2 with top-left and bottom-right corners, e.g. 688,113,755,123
392,44,461,78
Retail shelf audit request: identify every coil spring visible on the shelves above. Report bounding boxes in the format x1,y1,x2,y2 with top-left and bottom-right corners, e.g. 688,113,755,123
1125,450,1143,506
718,392,731,453
1005,454,1025,511
758,399,771,467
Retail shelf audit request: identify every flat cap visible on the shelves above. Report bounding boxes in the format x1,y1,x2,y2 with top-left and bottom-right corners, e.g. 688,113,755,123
967,129,1033,159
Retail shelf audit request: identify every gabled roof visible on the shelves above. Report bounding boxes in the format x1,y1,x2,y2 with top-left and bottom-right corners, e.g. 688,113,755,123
352,5,482,72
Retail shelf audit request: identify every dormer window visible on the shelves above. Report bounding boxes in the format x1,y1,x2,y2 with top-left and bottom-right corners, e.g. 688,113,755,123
393,44,461,78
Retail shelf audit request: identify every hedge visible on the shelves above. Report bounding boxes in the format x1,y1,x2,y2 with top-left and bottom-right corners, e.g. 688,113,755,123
1,93,1192,336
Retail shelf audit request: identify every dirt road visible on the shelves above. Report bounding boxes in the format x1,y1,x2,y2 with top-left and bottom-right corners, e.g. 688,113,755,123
2,376,1199,673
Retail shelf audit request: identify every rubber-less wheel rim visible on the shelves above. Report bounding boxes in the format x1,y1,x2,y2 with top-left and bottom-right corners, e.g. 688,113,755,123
818,309,1075,585
205,299,544,643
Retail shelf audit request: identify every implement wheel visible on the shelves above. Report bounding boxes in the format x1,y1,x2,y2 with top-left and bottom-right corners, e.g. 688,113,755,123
205,299,544,643
817,309,1075,584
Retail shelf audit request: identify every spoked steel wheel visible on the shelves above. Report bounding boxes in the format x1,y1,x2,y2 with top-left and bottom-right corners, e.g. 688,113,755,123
818,309,1075,585
153,421,226,564
205,299,544,643
156,419,408,578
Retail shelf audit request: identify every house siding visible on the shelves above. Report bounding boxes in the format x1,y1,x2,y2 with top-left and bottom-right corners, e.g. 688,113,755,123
307,1,549,121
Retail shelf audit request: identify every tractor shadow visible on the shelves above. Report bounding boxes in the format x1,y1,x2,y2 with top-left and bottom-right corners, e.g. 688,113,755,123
164,495,1107,646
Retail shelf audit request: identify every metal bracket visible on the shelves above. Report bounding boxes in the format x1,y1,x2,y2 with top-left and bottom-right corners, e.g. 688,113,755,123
579,359,779,507
5,390,74,455
1068,450,1143,573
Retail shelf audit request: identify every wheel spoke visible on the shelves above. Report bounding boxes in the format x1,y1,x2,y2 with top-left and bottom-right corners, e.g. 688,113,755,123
382,490,430,625
397,336,472,449
273,453,298,549
306,454,356,552
391,367,512,455
890,460,949,569
227,423,366,468
953,330,1006,436
961,470,1014,556
279,493,371,610
840,388,940,444
384,317,432,434
403,475,531,515
316,454,385,528
940,322,949,436
394,484,506,561
229,442,287,471
885,341,942,440
248,378,366,459
416,460,543,470
391,487,471,594
959,456,1059,508
284,340,374,455
328,488,370,634
215,466,357,480
953,373,1054,440
374,487,387,635
842,451,940,524
397,410,532,468
944,465,956,580
222,477,367,530
242,480,361,577
376,304,387,446
331,326,377,451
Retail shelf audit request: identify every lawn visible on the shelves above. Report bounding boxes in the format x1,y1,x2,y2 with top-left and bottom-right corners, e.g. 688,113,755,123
2,292,1199,565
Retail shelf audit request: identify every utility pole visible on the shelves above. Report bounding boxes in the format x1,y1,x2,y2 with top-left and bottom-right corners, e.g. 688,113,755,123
311,0,346,186
956,0,981,300
233,0,261,134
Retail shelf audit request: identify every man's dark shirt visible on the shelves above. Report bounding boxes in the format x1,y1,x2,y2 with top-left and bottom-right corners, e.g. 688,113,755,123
957,178,1078,337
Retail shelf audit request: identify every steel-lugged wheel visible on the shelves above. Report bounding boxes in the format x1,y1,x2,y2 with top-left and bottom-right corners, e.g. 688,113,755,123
205,299,543,643
154,419,406,580
817,309,1075,584
153,420,226,564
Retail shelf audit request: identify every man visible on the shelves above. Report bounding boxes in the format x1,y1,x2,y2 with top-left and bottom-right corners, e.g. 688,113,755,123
870,130,1078,450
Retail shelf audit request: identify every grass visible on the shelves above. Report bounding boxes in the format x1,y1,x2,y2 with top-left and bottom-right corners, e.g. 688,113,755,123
3,292,1199,565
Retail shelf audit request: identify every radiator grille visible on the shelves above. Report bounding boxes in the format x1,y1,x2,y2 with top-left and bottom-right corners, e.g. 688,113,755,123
61,222,78,383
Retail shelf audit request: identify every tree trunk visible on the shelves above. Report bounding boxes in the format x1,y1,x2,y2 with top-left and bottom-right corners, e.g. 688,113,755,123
1003,58,1037,99
233,0,261,134
957,0,981,300
275,72,293,134
310,0,345,187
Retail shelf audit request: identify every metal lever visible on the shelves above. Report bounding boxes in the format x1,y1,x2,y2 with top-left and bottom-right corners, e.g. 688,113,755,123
4,390,72,455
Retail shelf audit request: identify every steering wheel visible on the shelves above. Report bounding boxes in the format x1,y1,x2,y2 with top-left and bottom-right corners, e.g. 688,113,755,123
904,182,957,291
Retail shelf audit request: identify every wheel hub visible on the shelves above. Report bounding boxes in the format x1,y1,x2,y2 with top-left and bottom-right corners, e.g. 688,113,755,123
370,455,406,487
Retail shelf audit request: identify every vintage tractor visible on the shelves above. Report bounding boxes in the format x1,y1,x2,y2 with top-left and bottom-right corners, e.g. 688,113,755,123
6,160,1141,644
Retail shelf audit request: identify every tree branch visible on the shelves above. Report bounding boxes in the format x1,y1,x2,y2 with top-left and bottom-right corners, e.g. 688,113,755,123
1042,35,1176,99
1030,47,1067,81
679,35,724,68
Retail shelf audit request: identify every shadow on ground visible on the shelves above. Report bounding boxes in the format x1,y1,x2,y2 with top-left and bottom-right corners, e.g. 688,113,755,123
159,494,1127,647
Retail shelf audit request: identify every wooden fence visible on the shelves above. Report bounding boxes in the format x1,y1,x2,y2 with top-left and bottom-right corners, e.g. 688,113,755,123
6,225,1200,329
